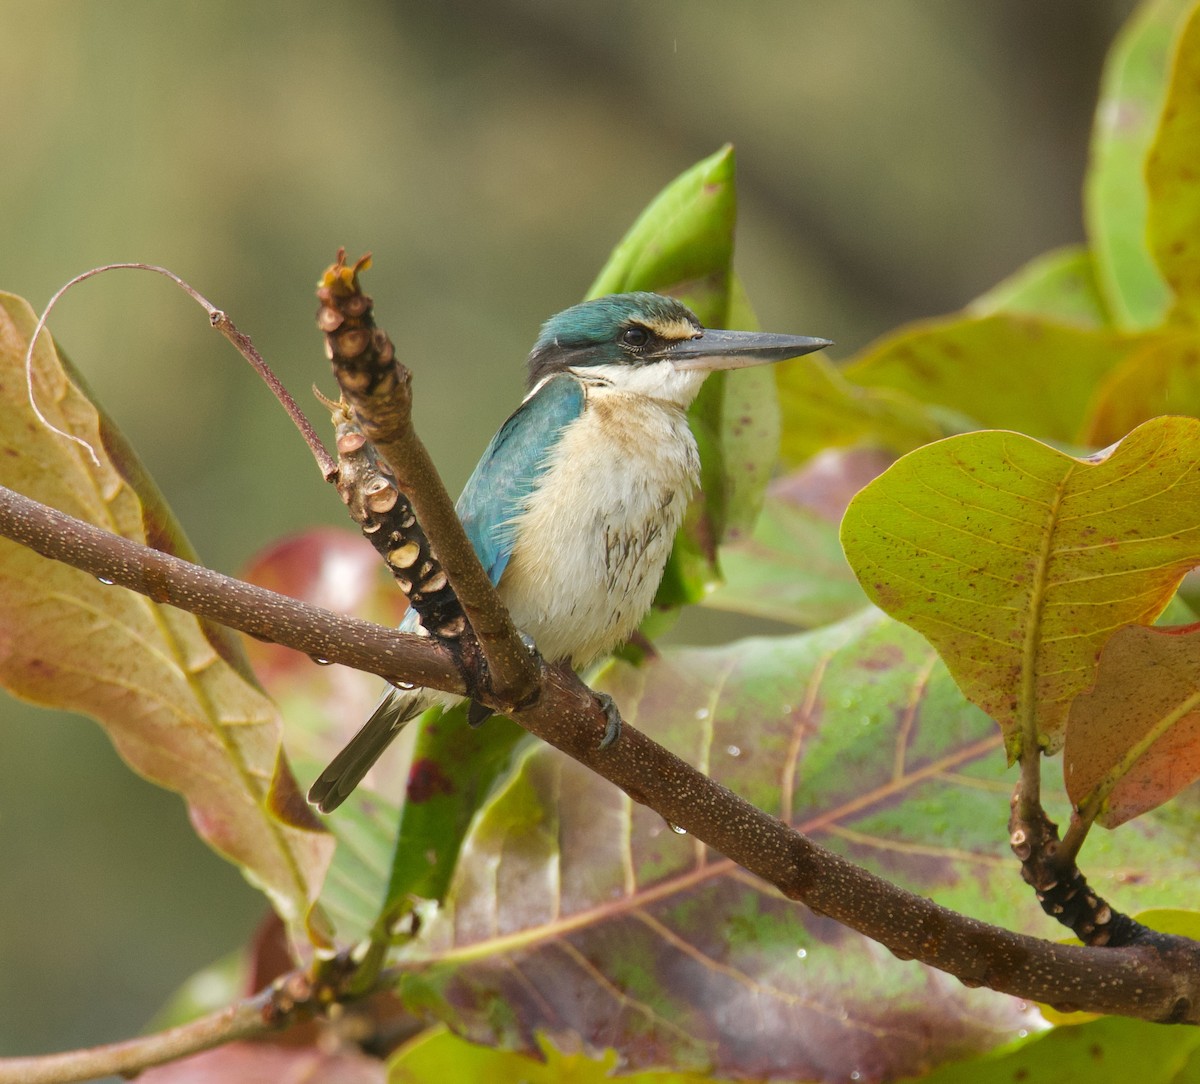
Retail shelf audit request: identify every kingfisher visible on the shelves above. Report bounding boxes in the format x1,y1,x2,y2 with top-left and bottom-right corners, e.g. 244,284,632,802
309,292,829,812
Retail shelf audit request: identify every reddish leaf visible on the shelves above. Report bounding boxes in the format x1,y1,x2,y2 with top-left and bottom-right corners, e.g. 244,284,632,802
1066,622,1200,826
240,527,406,769
395,612,1053,1081
138,1043,385,1084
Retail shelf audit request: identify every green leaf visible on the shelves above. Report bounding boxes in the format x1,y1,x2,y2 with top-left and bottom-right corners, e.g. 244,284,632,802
776,351,943,469
702,460,872,629
1147,0,1200,325
588,146,781,603
389,1027,718,1083
1085,0,1187,329
970,245,1111,329
391,609,1199,1080
1065,621,1200,827
916,1015,1200,1084
380,706,530,923
840,417,1200,758
843,312,1132,444
587,144,735,323
307,785,406,945
705,275,780,543
1081,329,1200,449
0,292,332,942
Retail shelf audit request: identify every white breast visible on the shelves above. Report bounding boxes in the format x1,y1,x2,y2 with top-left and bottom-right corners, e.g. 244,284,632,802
498,378,701,666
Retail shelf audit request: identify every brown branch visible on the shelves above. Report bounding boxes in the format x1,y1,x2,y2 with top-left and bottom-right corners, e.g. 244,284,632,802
1007,702,1136,946
308,252,1200,1023
0,483,464,696
1,464,1198,1029
315,253,539,708
0,967,320,1084
2,254,1199,1083
1009,791,1145,948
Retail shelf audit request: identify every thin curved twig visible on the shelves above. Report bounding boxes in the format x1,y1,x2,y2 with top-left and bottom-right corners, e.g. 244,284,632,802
25,263,336,478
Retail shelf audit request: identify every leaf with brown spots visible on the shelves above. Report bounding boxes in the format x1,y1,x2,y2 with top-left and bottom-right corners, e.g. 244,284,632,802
775,348,942,470
1081,330,1200,445
970,245,1111,329
842,312,1132,445
1147,1,1200,325
840,416,1200,758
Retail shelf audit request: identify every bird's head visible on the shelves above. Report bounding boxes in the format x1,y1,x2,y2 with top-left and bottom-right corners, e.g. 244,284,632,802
527,292,830,403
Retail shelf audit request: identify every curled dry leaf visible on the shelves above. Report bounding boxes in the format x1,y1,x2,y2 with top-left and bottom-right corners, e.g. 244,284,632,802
0,292,332,942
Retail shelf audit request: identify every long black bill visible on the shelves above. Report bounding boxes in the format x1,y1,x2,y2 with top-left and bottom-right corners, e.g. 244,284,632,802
664,328,832,372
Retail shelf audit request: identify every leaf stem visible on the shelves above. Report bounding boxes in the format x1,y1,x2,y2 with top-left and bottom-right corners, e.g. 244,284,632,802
1055,808,1094,871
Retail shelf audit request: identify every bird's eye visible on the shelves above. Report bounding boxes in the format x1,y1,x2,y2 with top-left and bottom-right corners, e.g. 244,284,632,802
621,326,650,347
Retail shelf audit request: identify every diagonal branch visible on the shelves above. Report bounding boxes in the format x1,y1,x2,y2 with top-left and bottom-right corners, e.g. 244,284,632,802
309,252,1200,1025
0,483,464,696
1,455,1198,1028
3,253,1200,1083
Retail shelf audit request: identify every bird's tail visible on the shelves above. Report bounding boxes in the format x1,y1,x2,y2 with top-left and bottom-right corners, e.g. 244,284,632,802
308,687,431,813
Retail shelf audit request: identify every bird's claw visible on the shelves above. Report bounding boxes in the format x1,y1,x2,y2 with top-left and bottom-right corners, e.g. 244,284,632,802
466,700,495,728
595,692,622,750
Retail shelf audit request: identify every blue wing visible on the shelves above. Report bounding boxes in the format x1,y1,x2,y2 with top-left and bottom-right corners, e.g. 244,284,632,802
455,374,585,586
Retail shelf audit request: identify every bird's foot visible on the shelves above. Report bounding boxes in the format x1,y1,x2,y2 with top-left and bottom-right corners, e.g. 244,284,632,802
466,700,495,728
595,692,622,750
466,634,546,727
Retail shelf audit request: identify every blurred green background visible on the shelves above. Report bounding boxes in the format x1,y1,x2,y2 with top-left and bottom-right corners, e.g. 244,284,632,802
0,0,1135,1062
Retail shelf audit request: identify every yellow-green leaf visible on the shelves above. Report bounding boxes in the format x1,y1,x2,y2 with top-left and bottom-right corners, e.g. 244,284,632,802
1082,329,1200,445
1086,0,1188,328
1147,0,1200,325
840,417,1200,756
843,312,1132,444
777,351,942,468
0,292,332,940
389,1027,718,1084
970,245,1111,329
